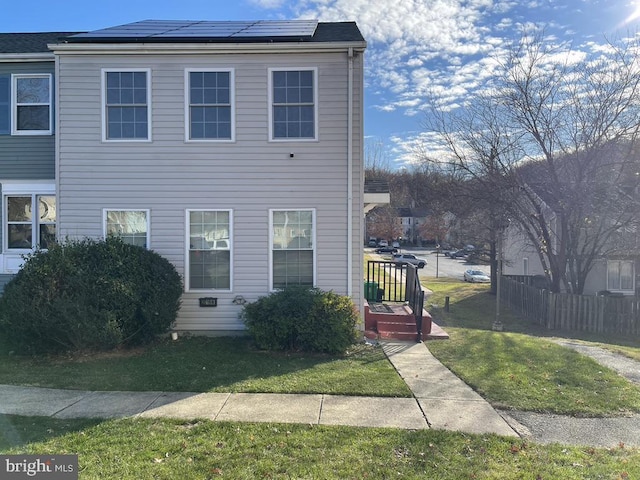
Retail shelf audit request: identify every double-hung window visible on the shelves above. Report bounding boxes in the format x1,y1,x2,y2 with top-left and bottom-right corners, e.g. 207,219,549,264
5,194,56,250
607,260,635,292
11,74,52,135
270,209,315,289
103,69,150,141
269,68,317,140
187,210,232,290
104,209,150,248
186,69,234,141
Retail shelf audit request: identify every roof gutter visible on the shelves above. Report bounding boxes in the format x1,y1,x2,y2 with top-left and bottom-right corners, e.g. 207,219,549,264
0,53,54,62
48,41,366,55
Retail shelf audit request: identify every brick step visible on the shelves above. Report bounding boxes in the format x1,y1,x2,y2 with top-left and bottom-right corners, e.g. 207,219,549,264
376,320,420,334
378,330,421,341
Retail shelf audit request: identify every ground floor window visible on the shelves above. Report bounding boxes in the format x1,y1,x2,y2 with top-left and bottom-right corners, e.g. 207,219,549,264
103,209,150,248
187,209,232,290
5,193,56,250
607,260,634,292
270,209,315,289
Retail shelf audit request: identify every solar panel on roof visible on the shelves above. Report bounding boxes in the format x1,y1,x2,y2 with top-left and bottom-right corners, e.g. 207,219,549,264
71,20,319,40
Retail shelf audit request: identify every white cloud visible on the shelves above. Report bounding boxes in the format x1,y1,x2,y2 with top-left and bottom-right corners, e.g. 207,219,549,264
285,0,518,115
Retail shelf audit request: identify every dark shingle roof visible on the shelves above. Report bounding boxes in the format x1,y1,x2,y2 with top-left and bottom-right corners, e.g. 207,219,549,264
62,20,364,44
0,32,83,54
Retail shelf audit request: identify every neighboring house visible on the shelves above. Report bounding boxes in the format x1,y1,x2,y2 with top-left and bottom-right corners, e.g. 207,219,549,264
47,20,367,333
396,207,428,245
0,32,80,288
502,191,639,296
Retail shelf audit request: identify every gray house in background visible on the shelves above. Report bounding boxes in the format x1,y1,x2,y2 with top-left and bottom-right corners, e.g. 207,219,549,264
0,32,78,286
48,20,367,333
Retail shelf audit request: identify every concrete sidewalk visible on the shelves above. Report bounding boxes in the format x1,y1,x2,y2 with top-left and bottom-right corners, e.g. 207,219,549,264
0,341,517,437
4,339,639,447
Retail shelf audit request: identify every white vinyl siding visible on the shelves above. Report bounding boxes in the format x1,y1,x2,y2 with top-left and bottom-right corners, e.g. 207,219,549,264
12,74,52,135
101,69,151,142
103,209,150,248
185,68,235,142
56,50,364,332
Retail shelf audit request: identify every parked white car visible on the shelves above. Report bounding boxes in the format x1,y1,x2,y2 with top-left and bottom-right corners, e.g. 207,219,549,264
393,254,427,269
464,269,490,283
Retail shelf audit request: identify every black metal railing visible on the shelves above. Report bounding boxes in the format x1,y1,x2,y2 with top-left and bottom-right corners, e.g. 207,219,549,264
405,263,425,337
365,260,425,336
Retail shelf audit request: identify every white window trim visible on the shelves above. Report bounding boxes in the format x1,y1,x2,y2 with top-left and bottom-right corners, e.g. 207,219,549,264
3,191,56,253
0,182,55,273
267,67,318,142
11,73,53,136
185,209,233,292
269,208,317,291
606,259,635,293
101,68,152,143
184,68,235,143
102,208,151,249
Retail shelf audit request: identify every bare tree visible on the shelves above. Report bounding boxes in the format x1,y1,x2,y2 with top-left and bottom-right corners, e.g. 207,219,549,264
421,28,640,293
367,206,402,244
365,138,392,175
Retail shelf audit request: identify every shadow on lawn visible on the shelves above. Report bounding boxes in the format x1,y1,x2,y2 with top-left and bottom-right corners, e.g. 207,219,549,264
0,336,392,394
0,414,103,451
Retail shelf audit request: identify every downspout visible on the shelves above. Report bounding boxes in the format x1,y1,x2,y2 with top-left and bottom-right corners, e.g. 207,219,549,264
347,47,354,296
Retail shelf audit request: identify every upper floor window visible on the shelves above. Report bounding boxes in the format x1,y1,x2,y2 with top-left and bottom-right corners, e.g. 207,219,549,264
269,68,317,141
186,69,234,141
102,69,151,141
5,194,56,250
104,209,150,248
10,74,52,135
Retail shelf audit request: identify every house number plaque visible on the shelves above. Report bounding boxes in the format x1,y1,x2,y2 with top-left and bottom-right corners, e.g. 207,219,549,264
199,297,218,307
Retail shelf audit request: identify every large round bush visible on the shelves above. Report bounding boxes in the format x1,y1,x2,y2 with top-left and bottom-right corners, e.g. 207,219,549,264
0,237,182,354
242,286,359,354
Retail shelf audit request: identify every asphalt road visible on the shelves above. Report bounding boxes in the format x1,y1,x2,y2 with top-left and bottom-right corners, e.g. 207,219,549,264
367,247,489,281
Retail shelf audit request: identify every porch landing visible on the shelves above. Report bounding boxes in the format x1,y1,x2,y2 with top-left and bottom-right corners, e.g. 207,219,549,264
364,301,449,342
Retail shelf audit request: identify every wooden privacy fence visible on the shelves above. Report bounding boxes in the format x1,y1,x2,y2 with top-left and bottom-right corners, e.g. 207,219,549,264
501,276,640,336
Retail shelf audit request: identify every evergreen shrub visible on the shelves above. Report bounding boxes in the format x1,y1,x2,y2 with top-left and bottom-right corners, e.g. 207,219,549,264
242,286,359,354
0,237,182,354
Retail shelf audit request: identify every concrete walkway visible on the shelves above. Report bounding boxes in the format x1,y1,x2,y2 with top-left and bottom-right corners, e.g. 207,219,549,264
0,341,517,437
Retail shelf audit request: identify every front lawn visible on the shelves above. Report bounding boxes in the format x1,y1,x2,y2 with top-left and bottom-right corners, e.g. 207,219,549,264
425,278,640,416
2,416,638,479
0,336,411,397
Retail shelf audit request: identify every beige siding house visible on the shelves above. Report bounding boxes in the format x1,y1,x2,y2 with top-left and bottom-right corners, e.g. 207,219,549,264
50,20,366,333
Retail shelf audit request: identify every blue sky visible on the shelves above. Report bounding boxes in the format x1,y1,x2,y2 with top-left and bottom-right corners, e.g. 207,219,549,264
3,0,640,167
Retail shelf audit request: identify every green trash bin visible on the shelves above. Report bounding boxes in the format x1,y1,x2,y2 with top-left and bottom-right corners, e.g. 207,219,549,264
364,281,379,302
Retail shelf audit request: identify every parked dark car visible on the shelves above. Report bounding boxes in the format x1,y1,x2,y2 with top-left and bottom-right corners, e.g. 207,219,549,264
445,249,467,258
375,246,398,254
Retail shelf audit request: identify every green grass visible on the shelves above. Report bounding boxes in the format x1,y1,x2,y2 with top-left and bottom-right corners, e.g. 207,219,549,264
425,278,640,416
0,336,411,397
428,328,640,416
2,416,639,479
